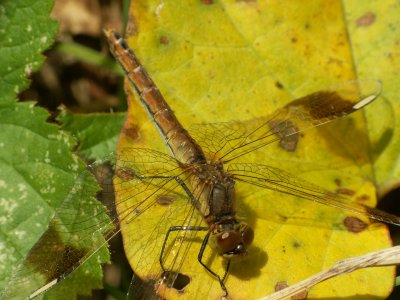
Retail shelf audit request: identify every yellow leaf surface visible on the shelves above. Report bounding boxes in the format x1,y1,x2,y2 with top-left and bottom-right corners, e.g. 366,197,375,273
115,1,397,299
344,0,400,195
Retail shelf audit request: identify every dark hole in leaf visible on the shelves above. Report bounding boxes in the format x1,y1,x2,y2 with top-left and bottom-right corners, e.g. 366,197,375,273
161,270,191,291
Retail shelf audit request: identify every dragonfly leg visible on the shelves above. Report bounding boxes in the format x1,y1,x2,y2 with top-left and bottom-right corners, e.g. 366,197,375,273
136,174,209,273
198,232,230,297
158,225,208,293
137,174,230,295
159,225,208,272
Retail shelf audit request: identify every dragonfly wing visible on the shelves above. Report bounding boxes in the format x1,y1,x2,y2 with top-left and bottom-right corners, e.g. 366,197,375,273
115,148,208,299
228,162,400,226
123,188,204,300
189,118,260,161
190,80,381,163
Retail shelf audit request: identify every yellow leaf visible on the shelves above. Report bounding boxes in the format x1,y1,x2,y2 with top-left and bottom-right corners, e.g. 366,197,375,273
344,0,400,195
115,1,396,299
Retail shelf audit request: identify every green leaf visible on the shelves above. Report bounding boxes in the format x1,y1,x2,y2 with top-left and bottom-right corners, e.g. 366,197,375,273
54,42,124,75
0,0,57,104
0,102,112,299
344,0,400,195
58,111,126,161
0,0,113,299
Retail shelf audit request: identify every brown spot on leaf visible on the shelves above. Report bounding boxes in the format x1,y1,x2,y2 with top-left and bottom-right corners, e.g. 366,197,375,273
356,12,376,27
280,133,299,151
275,282,308,299
115,167,136,181
160,36,169,45
334,178,342,186
156,194,175,206
293,240,302,248
343,216,367,233
123,126,139,139
337,188,356,196
269,119,299,152
275,81,284,89
356,194,370,202
201,0,214,4
292,289,308,300
275,281,289,291
291,37,297,43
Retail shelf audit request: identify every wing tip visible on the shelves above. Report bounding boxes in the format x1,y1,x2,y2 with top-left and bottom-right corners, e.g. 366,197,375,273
352,93,378,110
352,79,382,110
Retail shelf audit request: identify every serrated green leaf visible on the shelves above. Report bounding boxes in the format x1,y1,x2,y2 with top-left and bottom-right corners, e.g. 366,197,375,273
58,111,126,161
0,0,57,104
0,103,111,300
0,0,113,299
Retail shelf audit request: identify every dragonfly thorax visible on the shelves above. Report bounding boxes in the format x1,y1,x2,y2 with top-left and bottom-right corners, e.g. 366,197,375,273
190,162,236,219
189,162,255,258
191,160,230,183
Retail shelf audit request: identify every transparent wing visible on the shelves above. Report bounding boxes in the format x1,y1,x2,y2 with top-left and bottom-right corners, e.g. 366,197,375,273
116,148,215,298
190,80,380,163
116,149,210,299
1,148,205,299
228,162,400,226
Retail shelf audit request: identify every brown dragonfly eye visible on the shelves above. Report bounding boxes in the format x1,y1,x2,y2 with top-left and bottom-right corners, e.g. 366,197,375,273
241,225,254,247
216,231,241,254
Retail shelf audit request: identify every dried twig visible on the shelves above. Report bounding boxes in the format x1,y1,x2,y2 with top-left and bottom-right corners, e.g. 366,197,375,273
260,246,400,300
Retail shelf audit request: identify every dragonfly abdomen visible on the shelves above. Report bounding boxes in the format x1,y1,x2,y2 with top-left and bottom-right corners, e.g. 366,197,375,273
105,29,206,165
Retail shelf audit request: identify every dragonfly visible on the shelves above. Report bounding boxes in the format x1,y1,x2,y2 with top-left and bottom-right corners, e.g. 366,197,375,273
2,29,400,300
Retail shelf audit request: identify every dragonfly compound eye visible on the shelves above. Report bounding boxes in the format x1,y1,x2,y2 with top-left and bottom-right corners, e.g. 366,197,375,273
216,231,242,254
240,224,254,247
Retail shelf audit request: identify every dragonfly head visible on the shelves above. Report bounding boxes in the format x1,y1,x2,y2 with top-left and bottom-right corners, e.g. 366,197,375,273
212,220,254,259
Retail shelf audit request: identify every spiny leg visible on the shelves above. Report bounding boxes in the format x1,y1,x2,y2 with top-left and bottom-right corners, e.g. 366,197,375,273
160,225,208,273
133,174,231,295
197,232,231,297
